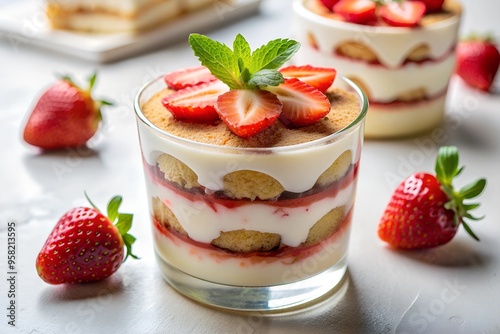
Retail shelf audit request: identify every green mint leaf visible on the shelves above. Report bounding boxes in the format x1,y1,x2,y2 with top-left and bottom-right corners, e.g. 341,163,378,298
240,62,251,83
115,213,133,235
459,178,487,199
247,69,284,88
233,33,251,67
189,34,243,89
250,39,300,73
107,196,123,223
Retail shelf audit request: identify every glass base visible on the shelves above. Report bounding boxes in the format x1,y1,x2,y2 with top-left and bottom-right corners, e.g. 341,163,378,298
155,251,348,312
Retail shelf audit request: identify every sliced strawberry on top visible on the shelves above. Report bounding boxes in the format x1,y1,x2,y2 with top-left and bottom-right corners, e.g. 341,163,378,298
162,80,228,123
379,1,426,28
318,0,340,12
279,65,337,93
418,0,445,13
215,89,282,138
265,78,331,127
332,0,377,25
164,66,217,90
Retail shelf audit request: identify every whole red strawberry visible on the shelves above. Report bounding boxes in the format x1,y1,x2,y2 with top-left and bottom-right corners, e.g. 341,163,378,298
456,36,500,92
36,194,138,284
378,146,486,249
23,73,112,150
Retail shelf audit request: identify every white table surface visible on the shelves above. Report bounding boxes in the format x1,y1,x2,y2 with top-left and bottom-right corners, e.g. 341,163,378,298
1,1,500,333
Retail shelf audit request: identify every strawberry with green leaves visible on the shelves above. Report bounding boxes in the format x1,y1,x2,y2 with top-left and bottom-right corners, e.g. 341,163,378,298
23,73,112,150
378,146,486,250
36,194,138,284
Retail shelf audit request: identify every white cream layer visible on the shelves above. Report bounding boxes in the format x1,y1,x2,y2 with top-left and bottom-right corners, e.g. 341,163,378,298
296,47,456,103
364,95,446,138
293,0,461,69
154,225,351,286
138,118,362,194
147,178,355,247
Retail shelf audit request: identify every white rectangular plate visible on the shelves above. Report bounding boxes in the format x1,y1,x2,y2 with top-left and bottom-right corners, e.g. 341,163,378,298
0,0,262,63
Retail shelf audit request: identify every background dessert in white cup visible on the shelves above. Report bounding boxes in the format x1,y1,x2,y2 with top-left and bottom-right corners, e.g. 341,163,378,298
293,0,462,138
135,34,368,310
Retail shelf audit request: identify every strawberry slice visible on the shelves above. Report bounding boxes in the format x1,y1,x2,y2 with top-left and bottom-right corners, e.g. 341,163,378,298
333,0,377,25
318,0,340,11
162,80,228,123
215,89,282,138
265,78,331,127
279,65,337,93
163,66,217,90
419,0,445,13
379,1,426,28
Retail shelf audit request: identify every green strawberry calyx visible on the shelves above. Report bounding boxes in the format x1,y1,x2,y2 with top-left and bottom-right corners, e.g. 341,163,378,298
85,192,139,261
189,33,300,90
59,72,113,122
435,146,487,241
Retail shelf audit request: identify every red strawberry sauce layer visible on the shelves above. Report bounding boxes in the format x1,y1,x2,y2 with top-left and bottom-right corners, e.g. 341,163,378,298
153,208,353,262
144,158,359,209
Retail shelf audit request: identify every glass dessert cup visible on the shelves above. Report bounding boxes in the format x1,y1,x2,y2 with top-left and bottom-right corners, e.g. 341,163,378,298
134,75,367,311
293,0,461,139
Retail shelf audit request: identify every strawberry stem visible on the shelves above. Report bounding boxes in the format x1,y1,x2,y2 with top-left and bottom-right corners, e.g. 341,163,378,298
435,146,487,240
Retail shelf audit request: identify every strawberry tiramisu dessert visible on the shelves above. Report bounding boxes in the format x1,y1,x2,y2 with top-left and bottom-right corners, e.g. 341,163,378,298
134,34,367,310
46,0,219,33
293,0,461,138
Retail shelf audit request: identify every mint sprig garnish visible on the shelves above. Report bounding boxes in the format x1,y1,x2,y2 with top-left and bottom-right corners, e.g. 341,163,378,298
435,146,487,241
189,33,300,90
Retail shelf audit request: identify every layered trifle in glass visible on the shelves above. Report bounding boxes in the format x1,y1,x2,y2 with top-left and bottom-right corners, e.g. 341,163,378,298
135,34,368,310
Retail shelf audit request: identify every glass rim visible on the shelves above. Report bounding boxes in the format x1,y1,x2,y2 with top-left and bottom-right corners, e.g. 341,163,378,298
134,74,368,153
293,0,461,34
